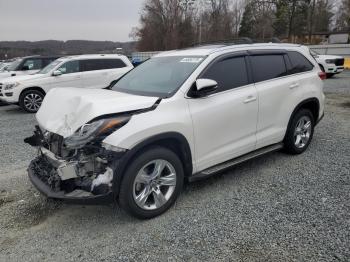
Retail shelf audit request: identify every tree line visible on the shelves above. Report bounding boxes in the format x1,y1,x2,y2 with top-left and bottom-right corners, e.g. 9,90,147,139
132,0,350,51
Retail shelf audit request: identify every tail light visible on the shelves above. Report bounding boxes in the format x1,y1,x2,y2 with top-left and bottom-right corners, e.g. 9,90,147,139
318,71,326,80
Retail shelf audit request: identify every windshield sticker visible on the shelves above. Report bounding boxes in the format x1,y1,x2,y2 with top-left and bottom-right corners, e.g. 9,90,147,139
180,57,203,63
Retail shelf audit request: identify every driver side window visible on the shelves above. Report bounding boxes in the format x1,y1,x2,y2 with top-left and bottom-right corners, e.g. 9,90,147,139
201,56,249,93
57,60,80,74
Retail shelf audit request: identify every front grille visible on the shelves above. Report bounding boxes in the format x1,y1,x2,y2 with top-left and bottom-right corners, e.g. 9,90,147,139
335,58,344,66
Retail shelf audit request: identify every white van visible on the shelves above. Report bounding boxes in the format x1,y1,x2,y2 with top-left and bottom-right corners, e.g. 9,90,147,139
0,54,133,112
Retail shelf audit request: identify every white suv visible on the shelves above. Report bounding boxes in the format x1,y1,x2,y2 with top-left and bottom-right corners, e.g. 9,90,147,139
0,56,60,80
310,50,345,78
25,43,325,218
0,54,133,112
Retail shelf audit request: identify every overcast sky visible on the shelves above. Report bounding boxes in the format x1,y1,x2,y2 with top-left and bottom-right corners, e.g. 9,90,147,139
0,0,145,42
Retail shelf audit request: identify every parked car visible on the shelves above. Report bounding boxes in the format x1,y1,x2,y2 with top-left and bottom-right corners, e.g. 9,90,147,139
0,54,133,112
0,56,60,80
25,43,325,218
0,62,10,72
310,50,345,78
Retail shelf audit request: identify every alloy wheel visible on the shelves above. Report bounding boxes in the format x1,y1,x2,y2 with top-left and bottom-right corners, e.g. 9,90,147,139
24,93,43,111
133,159,177,210
294,116,312,148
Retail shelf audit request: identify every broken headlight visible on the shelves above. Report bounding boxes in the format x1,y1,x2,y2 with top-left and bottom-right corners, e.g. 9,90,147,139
64,116,130,149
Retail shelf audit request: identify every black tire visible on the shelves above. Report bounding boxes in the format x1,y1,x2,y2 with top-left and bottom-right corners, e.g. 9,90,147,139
118,146,184,219
19,89,45,113
326,73,335,78
284,109,315,154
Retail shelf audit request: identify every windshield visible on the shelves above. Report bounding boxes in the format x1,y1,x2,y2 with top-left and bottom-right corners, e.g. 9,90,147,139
6,59,22,71
38,60,62,74
113,56,205,97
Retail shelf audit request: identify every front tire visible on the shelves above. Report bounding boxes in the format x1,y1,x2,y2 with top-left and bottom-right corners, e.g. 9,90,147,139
118,146,184,219
19,89,44,113
284,109,315,154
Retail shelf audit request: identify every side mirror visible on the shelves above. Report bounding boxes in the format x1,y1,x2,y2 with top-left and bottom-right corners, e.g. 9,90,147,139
52,70,62,76
22,65,30,71
189,79,218,98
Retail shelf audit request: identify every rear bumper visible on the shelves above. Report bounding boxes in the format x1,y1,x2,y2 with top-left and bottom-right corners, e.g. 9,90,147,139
28,156,114,205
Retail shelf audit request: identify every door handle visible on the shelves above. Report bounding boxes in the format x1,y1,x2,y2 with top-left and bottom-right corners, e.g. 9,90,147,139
244,95,257,104
289,83,299,89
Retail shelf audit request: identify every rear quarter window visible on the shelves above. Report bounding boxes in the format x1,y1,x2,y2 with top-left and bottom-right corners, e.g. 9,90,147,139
287,51,314,74
81,59,126,72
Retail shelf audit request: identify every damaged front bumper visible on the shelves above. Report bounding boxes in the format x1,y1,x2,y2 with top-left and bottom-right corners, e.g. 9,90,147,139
28,159,113,204
27,146,124,205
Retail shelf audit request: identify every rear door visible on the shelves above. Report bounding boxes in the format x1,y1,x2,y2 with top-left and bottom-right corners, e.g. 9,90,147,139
250,50,307,149
80,58,130,89
188,53,258,172
49,60,83,89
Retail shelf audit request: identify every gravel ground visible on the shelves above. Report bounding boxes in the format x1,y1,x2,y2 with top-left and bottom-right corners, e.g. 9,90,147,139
0,71,349,261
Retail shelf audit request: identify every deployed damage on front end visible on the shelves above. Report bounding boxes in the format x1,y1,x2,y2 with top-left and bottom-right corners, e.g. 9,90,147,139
26,124,125,203
25,87,159,203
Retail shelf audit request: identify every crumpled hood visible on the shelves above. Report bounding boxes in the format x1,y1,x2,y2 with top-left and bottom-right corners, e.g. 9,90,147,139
36,88,159,138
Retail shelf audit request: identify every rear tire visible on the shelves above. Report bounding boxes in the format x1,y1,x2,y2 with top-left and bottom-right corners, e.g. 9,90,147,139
19,89,45,113
118,146,184,219
284,109,315,154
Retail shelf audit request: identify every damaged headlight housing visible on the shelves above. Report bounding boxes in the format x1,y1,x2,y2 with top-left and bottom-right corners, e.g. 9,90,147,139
64,116,130,149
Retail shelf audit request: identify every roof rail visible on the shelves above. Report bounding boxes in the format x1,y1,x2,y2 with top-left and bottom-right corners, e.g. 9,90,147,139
190,37,282,47
252,37,281,43
190,37,253,47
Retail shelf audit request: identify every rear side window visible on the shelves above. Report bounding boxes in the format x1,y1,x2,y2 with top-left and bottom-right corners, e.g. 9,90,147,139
201,56,249,92
81,59,126,72
250,55,287,82
105,59,127,69
287,51,314,74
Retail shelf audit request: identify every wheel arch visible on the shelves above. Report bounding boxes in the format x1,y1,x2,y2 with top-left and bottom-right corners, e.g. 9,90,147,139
284,98,320,139
19,86,46,98
112,132,193,195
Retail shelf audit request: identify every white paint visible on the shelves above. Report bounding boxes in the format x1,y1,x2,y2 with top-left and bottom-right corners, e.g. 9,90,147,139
34,43,325,175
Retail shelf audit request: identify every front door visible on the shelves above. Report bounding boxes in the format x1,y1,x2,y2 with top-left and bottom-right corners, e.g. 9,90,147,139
50,60,82,89
187,54,258,172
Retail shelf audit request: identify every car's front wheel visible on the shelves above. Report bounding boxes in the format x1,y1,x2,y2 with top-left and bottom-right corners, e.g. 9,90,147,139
118,146,184,219
19,89,44,113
